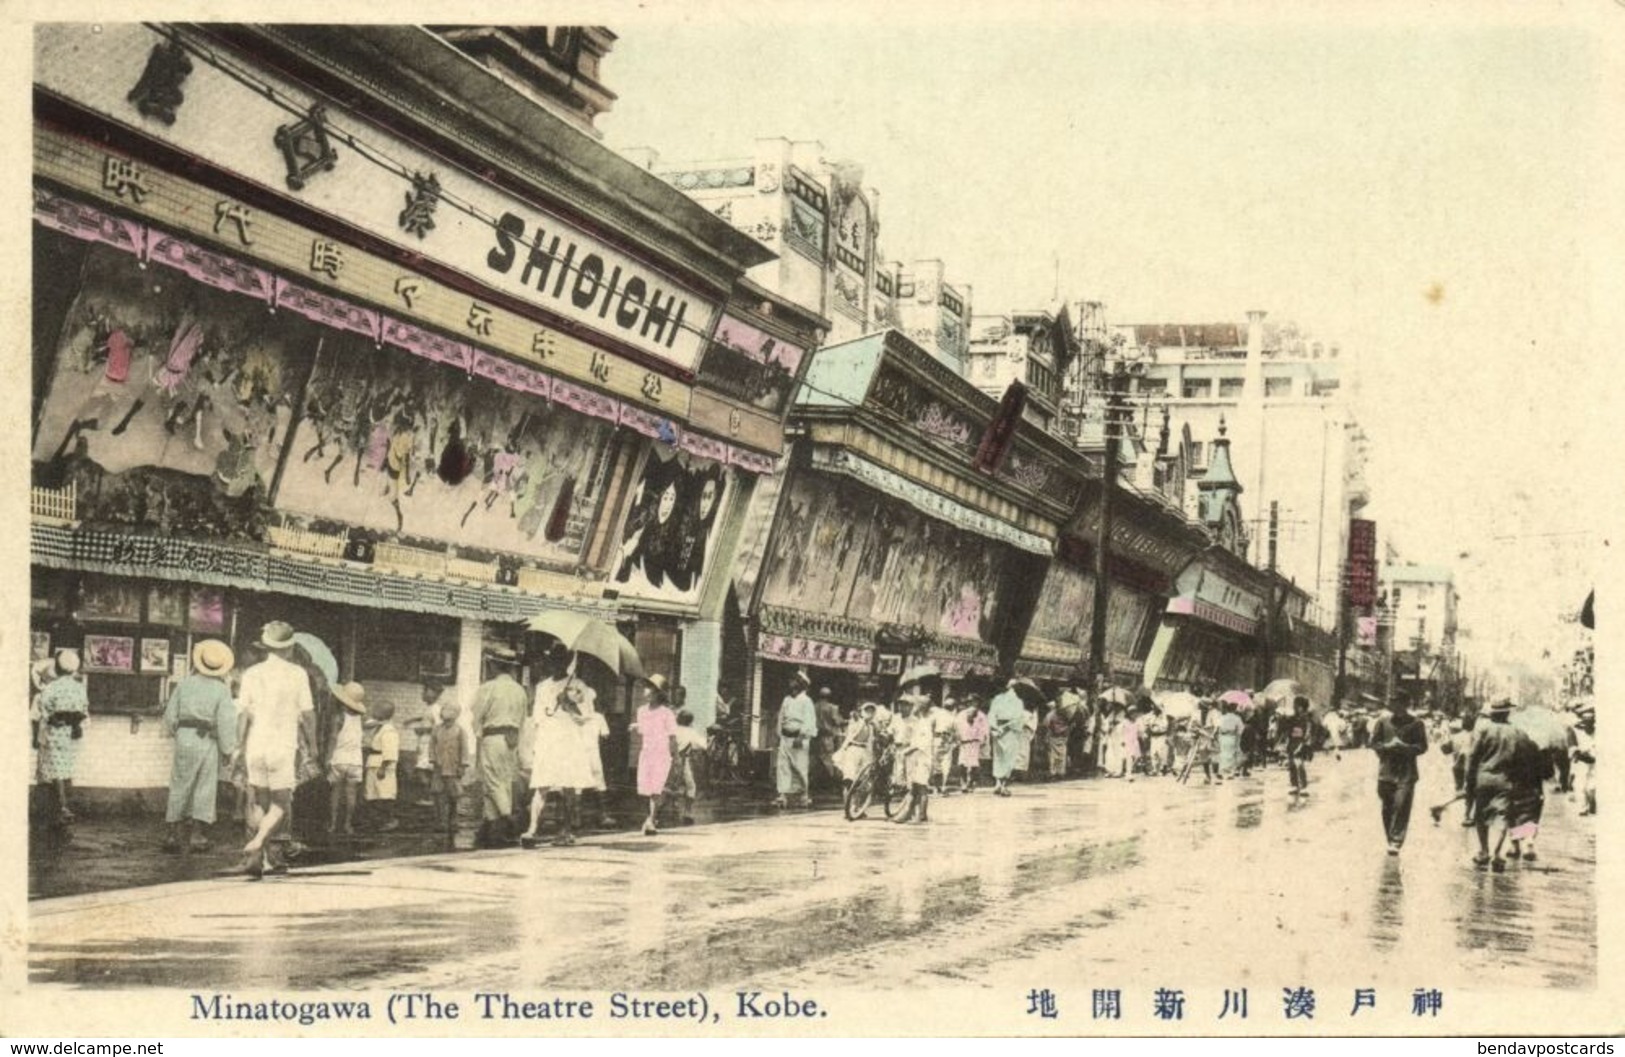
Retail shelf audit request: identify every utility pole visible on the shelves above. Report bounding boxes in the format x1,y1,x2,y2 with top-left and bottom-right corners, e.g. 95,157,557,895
1262,500,1279,685
1087,362,1128,694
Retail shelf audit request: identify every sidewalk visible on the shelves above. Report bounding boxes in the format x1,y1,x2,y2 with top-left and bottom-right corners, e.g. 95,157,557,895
26,772,849,900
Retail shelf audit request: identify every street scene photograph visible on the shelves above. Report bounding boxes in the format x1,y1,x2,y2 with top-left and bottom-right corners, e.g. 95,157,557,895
8,6,1619,1039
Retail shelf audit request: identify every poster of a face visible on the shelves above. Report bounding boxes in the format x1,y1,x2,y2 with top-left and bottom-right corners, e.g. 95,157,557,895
613,446,732,604
31,245,306,536
275,340,616,564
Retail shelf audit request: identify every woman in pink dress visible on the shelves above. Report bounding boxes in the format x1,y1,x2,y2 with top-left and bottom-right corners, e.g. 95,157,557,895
633,675,678,836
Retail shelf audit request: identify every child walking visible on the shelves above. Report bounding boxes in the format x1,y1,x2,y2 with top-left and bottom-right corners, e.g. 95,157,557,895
328,682,368,837
429,699,468,846
363,699,400,832
672,710,707,825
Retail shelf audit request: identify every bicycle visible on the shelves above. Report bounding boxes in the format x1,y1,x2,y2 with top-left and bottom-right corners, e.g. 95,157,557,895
843,736,909,821
706,701,753,786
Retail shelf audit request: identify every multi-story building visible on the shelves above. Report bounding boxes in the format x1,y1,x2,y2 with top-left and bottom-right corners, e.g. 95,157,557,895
964,305,1078,433
1110,311,1368,629
1381,563,1459,711
630,138,973,371
30,23,824,804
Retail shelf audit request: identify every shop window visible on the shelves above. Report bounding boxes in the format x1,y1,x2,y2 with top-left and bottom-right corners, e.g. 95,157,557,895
1182,378,1212,399
60,574,219,715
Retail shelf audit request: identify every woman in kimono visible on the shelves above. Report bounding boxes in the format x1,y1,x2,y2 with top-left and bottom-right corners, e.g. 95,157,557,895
955,697,989,794
162,640,238,853
1120,706,1143,781
1099,705,1124,778
1216,701,1245,779
1016,700,1038,779
772,669,816,809
36,650,89,826
988,683,1028,797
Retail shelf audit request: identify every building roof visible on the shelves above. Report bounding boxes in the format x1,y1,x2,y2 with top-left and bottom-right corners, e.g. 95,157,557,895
1131,323,1244,348
1385,563,1454,585
795,332,888,408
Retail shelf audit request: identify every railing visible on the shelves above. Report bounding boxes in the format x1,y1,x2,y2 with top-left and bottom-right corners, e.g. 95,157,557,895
30,482,76,523
376,542,447,578
266,524,347,559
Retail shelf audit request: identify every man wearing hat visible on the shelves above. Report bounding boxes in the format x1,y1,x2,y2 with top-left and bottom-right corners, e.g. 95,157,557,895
327,681,368,837
471,643,528,847
162,640,239,853
772,669,816,809
1572,706,1596,817
238,621,316,876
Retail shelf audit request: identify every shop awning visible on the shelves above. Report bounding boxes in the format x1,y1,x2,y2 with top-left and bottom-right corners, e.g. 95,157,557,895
810,448,1053,555
32,524,618,623
1166,595,1259,638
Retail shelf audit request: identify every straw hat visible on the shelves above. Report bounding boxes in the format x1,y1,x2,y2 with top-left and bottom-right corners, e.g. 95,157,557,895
643,673,670,695
191,639,235,678
259,620,296,650
334,681,368,714
789,668,811,687
1487,699,1515,716
56,649,81,675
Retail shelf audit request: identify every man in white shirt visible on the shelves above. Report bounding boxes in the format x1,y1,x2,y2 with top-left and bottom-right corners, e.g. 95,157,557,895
238,620,315,877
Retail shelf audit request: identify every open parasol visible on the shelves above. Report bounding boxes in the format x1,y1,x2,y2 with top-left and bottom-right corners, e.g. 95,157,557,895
1098,686,1133,706
526,611,644,678
291,632,339,687
1219,689,1255,710
1008,677,1047,706
1154,690,1201,720
1257,678,1306,707
1510,706,1573,754
899,662,941,687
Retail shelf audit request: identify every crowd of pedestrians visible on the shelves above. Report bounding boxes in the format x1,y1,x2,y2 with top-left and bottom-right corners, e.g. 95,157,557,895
28,621,1597,880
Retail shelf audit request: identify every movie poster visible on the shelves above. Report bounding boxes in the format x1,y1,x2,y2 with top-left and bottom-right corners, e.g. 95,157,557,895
611,445,734,605
757,475,877,617
275,340,616,564
30,244,307,541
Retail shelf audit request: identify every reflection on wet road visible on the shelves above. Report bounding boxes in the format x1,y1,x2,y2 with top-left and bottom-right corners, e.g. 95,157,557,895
30,754,1595,991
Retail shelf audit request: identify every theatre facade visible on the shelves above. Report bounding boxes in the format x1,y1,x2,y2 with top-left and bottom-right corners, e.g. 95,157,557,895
29,24,823,793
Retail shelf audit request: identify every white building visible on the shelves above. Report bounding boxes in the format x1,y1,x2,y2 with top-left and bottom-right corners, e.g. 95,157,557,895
625,138,974,370
1112,312,1369,629
964,306,1078,433
1384,564,1459,655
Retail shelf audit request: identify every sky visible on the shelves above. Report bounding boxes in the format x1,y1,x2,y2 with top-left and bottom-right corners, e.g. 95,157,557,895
593,5,1620,683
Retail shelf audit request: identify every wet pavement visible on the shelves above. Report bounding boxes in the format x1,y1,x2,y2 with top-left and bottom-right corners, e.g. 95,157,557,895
29,754,1595,992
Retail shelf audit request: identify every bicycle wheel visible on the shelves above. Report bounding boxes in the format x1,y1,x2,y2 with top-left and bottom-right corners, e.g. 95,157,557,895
883,765,910,820
844,767,875,821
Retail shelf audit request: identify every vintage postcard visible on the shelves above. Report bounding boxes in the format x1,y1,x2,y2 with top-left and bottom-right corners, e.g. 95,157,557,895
2,1,1620,1041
